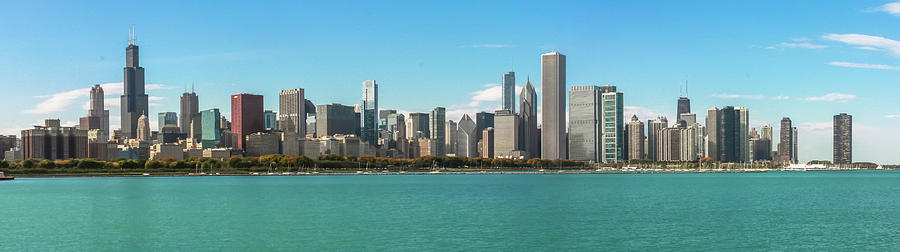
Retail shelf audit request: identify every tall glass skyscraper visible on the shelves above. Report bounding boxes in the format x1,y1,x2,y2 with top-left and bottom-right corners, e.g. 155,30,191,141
502,71,515,112
362,80,378,145
200,109,221,148
600,86,624,163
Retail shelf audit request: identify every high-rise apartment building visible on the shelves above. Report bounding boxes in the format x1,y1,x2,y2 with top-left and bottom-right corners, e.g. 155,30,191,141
792,127,798,164
647,116,668,161
625,115,645,160
502,71,516,112
121,31,149,139
231,94,264,150
362,80,378,145
278,88,306,135
833,113,852,164
778,117,794,164
541,51,566,160
706,106,750,163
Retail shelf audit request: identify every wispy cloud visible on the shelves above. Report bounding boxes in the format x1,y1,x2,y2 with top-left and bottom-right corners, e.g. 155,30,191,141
25,82,166,115
875,2,900,16
886,114,900,119
823,33,900,57
711,93,766,99
463,44,512,49
829,61,900,70
775,42,827,49
772,95,790,100
803,93,856,102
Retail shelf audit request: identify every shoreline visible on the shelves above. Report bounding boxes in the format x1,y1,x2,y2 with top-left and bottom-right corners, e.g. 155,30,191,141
6,168,892,179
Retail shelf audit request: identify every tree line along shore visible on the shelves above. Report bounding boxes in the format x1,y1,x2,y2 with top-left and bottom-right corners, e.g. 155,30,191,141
0,155,889,176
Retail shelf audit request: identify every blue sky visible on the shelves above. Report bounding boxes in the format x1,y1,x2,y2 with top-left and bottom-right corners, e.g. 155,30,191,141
2,0,900,163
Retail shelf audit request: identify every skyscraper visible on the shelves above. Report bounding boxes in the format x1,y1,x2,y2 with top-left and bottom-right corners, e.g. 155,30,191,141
792,127,798,164
677,96,691,125
778,117,793,164
279,88,306,135
502,71,516,112
407,113,429,139
568,85,601,162
316,103,360,137
362,80,378,145
137,113,151,141
88,85,109,133
541,52,566,160
158,112,177,132
200,109,221,148
231,94,264,150
625,115,645,160
600,85,624,163
180,91,200,139
445,120,458,156
519,78,539,159
21,120,88,160
264,110,278,131
833,113,852,165
706,106,750,163
457,114,478,158
493,109,521,158
386,113,406,142
429,107,446,156
121,29,149,139
474,112,494,148
754,124,773,161
647,116,668,161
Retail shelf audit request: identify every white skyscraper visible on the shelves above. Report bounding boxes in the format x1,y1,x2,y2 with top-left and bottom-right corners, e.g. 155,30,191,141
541,52,566,160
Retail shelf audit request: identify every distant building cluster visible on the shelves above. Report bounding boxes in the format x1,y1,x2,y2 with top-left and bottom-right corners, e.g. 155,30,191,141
0,35,855,165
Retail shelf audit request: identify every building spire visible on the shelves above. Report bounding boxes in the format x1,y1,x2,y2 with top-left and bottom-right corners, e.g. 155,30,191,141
128,25,135,45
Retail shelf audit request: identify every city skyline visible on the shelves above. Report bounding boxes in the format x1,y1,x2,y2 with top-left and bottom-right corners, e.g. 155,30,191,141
2,1,900,163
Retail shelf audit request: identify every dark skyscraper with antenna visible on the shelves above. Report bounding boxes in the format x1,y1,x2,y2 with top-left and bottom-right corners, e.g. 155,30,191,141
677,82,691,125
121,27,149,139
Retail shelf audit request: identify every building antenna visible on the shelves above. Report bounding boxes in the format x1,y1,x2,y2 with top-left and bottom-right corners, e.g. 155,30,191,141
685,80,689,98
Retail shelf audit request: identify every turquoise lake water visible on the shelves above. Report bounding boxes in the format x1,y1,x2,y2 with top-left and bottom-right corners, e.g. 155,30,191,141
2,171,900,251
